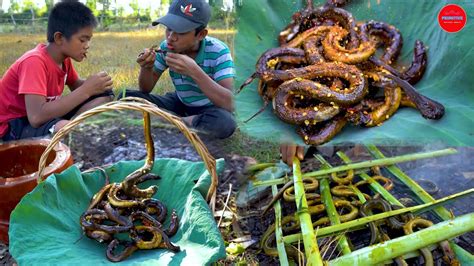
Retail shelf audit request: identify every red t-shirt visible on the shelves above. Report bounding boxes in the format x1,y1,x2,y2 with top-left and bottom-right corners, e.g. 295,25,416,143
0,44,79,137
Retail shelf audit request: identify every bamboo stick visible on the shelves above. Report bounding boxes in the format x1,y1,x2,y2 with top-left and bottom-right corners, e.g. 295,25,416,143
253,176,291,187
271,184,290,266
253,168,369,187
328,213,474,265
246,163,277,173
348,185,367,203
314,154,352,255
292,158,323,265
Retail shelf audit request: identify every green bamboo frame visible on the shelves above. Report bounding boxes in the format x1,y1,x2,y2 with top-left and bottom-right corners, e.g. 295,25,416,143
269,146,473,264
365,144,474,263
283,187,473,243
252,148,456,187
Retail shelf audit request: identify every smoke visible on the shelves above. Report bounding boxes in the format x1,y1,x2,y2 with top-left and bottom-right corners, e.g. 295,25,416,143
396,144,474,216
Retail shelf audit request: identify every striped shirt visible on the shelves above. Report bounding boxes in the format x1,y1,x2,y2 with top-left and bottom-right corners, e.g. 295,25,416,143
153,36,235,107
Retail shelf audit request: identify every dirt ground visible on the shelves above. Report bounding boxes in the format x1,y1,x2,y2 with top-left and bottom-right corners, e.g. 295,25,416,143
1,119,473,265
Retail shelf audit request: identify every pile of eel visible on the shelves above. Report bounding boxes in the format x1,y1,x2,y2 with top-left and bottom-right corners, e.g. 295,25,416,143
79,112,180,262
260,166,458,265
239,0,445,145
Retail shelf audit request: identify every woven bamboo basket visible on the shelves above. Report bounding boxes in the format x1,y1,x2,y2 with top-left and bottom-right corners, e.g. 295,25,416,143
35,97,218,202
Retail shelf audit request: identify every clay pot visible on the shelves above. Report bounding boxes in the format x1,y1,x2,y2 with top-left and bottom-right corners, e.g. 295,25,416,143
0,139,73,244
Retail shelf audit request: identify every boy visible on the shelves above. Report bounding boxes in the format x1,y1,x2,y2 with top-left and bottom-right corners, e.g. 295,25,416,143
126,0,236,139
0,1,113,141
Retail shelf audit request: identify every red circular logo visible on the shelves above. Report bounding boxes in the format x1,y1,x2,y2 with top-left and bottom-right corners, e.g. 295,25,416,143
438,4,467,33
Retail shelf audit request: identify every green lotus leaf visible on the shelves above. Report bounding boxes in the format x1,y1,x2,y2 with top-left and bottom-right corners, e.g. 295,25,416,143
235,0,473,146
9,158,225,265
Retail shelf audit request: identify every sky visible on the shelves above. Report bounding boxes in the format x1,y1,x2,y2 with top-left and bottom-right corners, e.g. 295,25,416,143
1,0,235,14
1,0,163,13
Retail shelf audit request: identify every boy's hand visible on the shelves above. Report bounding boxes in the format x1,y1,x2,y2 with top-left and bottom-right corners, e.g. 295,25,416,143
165,53,198,77
280,143,305,166
137,48,156,69
82,71,113,96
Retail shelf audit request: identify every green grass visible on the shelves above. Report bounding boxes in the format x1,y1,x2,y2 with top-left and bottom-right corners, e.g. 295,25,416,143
221,129,280,162
0,29,279,163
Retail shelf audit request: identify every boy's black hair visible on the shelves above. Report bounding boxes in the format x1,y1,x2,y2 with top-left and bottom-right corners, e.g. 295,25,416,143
195,25,207,36
47,1,98,42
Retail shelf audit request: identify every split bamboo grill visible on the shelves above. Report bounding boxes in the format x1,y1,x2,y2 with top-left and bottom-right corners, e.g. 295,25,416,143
35,97,219,202
262,145,473,265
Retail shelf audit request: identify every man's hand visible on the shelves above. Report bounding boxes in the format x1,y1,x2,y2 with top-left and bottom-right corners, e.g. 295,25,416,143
137,48,156,69
280,143,305,166
81,71,113,96
165,53,198,76
137,48,161,93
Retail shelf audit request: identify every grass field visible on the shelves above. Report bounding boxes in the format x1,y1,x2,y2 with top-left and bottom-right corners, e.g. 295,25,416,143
0,29,280,162
0,28,234,95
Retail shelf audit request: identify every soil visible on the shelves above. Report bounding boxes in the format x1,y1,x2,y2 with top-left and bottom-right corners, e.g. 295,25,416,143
1,118,473,265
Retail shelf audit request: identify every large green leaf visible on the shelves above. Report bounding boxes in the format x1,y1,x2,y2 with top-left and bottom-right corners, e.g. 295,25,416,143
9,158,225,265
236,162,290,207
235,0,474,146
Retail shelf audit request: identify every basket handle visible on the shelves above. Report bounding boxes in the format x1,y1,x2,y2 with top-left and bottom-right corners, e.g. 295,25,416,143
36,97,218,202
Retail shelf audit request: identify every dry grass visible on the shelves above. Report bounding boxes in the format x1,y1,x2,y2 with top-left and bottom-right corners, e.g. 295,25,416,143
0,28,236,96
0,29,279,161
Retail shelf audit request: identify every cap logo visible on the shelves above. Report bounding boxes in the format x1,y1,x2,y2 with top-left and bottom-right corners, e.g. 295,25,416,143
180,4,196,17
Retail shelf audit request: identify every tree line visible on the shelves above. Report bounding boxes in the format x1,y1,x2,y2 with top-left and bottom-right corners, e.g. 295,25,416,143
0,0,237,30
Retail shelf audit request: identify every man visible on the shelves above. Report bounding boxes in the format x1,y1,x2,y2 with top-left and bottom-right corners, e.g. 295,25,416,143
126,0,236,139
